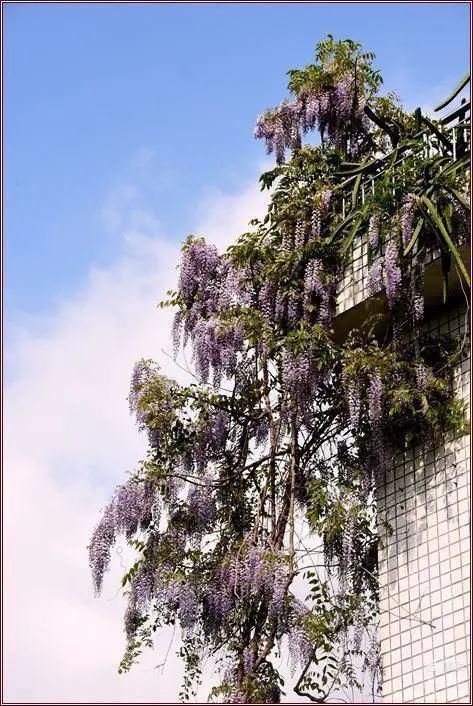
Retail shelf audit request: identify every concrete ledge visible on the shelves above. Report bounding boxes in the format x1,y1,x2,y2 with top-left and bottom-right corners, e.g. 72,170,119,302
333,244,470,343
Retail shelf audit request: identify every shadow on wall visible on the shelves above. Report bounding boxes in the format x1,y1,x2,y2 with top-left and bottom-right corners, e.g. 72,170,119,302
375,301,470,703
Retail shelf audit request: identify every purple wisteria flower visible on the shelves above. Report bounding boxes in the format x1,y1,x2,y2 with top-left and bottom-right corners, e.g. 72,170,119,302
298,89,320,134
208,566,234,623
236,544,274,600
303,259,331,323
89,504,115,596
304,259,324,301
254,421,269,448
176,239,231,342
368,372,383,424
192,318,244,386
172,239,247,387
368,215,380,248
320,188,332,214
415,362,431,390
218,265,243,310
288,602,313,675
211,543,289,624
129,359,160,430
254,74,366,162
413,294,424,322
367,259,383,296
347,380,361,429
242,646,255,676
187,476,217,529
310,207,321,239
129,561,156,611
281,228,294,253
268,563,290,619
282,349,316,404
207,410,230,449
295,220,306,249
383,241,402,307
124,601,142,642
400,194,417,248
179,240,221,308
114,481,154,537
287,291,300,323
254,100,302,164
258,281,277,321
177,582,199,631
89,479,156,596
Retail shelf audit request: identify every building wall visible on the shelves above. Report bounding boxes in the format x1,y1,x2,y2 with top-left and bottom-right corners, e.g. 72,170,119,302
333,213,470,702
331,102,470,699
376,303,470,703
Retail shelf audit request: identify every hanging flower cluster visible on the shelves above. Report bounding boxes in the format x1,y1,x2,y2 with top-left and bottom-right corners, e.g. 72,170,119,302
254,73,369,163
367,239,402,307
89,478,157,595
172,238,245,386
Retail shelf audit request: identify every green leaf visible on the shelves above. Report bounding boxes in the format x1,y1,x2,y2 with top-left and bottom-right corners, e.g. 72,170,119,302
420,114,453,152
437,154,469,179
439,184,470,211
421,195,470,286
326,209,359,244
414,107,422,132
441,251,452,304
434,73,470,112
403,218,424,256
335,156,380,178
351,171,363,209
341,202,369,255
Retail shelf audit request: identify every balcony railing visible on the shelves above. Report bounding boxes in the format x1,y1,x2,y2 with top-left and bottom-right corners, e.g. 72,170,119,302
334,95,470,325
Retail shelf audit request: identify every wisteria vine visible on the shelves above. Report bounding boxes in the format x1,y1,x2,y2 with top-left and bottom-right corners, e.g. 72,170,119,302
89,36,469,703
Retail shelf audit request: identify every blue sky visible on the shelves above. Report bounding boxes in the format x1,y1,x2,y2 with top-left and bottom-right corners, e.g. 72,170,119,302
5,1,470,324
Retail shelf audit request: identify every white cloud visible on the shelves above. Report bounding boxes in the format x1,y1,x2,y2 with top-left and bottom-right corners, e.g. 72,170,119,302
3,168,269,702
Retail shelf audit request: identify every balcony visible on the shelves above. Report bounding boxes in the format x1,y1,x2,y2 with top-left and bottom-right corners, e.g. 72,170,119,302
333,96,470,342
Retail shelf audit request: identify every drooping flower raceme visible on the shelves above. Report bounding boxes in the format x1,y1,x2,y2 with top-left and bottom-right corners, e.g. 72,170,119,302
254,100,302,164
368,372,383,424
254,72,368,162
173,239,245,387
368,215,380,248
89,505,116,596
89,478,156,596
303,259,331,323
288,602,313,676
383,241,402,307
413,294,424,322
400,194,417,249
367,259,383,296
347,380,361,430
187,476,217,530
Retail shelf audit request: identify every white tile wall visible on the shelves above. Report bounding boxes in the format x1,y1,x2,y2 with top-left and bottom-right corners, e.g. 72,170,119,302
336,210,471,704
335,231,470,703
376,304,470,703
335,232,442,316
336,235,371,314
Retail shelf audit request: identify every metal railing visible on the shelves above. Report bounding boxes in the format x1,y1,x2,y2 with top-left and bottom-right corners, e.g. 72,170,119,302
338,98,470,218
335,94,470,315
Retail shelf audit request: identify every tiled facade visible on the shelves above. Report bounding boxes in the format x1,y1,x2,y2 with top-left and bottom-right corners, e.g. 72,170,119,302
335,242,470,702
376,304,470,703
333,93,470,702
335,233,371,315
335,231,443,318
